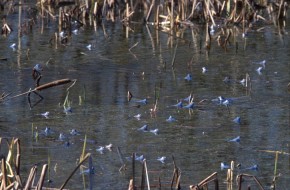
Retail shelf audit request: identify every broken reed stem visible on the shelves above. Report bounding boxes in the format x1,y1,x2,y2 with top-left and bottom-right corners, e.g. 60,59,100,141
24,166,37,190
1,157,7,188
93,2,98,17
146,0,155,22
5,79,77,100
80,134,87,161
175,172,181,189
272,151,279,187
36,164,48,190
198,172,218,187
170,0,174,29
14,138,21,176
126,1,129,19
128,179,134,190
227,160,234,182
63,91,72,109
170,155,178,188
0,92,11,101
143,160,151,190
59,153,91,190
205,0,215,26
129,41,139,51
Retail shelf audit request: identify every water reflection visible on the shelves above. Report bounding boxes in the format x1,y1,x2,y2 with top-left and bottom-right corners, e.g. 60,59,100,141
0,7,289,190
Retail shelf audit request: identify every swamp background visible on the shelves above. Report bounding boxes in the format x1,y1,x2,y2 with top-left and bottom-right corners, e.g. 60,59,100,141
0,0,289,189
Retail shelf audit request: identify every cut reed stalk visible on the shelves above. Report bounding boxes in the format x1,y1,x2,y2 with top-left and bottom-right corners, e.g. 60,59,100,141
36,164,48,190
14,138,21,176
128,179,134,190
80,134,87,161
1,157,7,188
24,166,37,190
143,160,151,190
170,0,174,29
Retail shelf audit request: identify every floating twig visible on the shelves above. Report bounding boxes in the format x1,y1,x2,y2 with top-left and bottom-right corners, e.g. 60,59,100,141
129,41,139,52
6,79,77,101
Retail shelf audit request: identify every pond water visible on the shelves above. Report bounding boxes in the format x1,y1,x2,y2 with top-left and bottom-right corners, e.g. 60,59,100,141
0,3,289,190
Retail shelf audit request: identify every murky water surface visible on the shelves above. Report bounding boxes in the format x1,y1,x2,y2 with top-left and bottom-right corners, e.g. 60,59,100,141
0,5,289,190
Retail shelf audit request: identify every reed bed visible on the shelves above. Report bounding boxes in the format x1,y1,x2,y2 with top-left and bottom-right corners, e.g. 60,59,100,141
128,155,289,189
0,141,284,189
1,0,287,49
0,137,92,190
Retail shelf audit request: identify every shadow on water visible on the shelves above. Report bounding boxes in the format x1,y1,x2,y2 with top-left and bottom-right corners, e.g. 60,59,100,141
0,0,289,189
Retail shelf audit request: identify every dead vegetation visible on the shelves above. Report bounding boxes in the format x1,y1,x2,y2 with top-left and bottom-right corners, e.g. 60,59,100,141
0,137,92,190
1,0,288,50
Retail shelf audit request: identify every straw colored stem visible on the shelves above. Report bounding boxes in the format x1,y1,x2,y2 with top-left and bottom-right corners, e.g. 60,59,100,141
170,0,174,29
24,166,37,190
144,160,150,190
14,138,21,175
36,164,48,190
1,157,7,189
146,0,155,22
198,172,218,186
